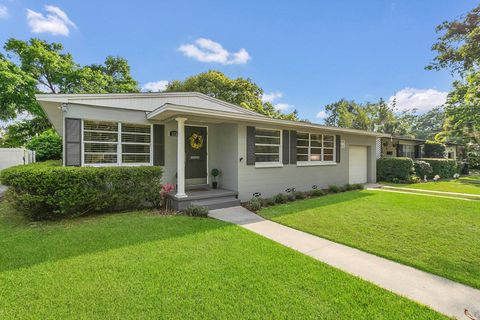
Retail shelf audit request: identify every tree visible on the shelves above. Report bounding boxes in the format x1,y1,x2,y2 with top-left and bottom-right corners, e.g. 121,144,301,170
423,141,446,158
410,107,445,140
26,129,62,161
165,70,298,120
0,38,139,147
427,4,480,75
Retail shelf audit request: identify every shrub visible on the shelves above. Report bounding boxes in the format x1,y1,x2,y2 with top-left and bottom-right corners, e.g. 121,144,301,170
294,191,307,200
423,141,446,158
467,145,480,169
414,160,433,179
328,185,340,193
1,164,162,220
344,184,355,191
377,157,414,182
184,205,209,217
245,197,263,211
262,197,276,207
310,189,326,197
273,193,288,204
409,175,421,184
26,129,62,162
417,158,458,179
352,184,364,190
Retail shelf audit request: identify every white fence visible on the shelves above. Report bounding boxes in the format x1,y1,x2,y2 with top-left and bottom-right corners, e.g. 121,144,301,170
0,148,36,171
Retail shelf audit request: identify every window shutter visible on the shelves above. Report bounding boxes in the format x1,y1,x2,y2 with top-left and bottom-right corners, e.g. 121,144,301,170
246,126,256,165
397,143,403,157
65,118,81,166
336,135,341,163
414,145,421,159
282,130,290,164
153,124,165,166
289,130,297,164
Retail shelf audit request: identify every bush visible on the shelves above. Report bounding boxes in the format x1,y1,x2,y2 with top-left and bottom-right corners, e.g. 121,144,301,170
467,145,480,169
352,184,364,190
423,141,446,158
1,164,162,220
184,205,209,217
377,157,414,182
310,189,326,197
245,197,263,211
417,158,458,179
328,185,340,193
273,193,288,204
414,160,433,179
26,129,62,162
262,197,276,207
294,191,307,200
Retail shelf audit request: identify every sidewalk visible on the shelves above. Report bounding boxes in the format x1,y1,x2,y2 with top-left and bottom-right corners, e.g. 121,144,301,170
209,206,480,320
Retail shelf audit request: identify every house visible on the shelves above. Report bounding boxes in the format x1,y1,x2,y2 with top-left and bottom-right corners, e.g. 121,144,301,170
36,92,384,209
378,136,459,160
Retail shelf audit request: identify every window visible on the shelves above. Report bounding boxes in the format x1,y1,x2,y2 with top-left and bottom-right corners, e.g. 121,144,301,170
84,121,118,164
255,128,281,163
121,124,151,164
83,120,151,165
401,144,415,158
296,133,335,163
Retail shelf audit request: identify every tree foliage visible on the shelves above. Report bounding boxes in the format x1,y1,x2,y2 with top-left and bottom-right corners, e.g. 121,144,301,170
0,38,139,147
26,129,62,161
166,70,298,120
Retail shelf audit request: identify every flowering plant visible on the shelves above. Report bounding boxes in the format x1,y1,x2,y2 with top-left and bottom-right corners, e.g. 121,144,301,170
433,175,440,182
160,183,175,209
453,173,460,179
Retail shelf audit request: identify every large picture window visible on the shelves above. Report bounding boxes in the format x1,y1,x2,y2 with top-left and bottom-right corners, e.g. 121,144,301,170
255,128,281,163
296,133,335,163
83,120,151,165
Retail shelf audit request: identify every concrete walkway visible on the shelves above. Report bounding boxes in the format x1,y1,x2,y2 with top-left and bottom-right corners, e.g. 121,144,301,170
381,185,480,198
209,206,480,320
367,187,477,201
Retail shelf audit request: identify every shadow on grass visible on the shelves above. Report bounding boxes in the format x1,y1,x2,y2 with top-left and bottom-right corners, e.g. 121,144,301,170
259,191,374,219
0,204,230,273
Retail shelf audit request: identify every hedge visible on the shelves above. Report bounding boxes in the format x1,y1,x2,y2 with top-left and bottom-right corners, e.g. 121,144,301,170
1,164,162,220
416,158,458,179
377,157,414,182
413,160,433,179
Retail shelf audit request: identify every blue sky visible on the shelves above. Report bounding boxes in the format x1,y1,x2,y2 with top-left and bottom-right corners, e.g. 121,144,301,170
0,0,475,122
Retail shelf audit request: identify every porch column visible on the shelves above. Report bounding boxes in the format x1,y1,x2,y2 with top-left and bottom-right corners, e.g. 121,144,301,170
175,117,187,198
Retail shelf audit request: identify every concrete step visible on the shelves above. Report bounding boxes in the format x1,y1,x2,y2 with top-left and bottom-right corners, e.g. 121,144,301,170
191,196,241,210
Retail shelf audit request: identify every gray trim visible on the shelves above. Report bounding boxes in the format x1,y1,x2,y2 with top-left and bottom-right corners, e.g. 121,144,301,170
65,118,81,166
289,130,297,165
336,135,341,163
153,124,165,166
246,126,256,165
282,130,290,165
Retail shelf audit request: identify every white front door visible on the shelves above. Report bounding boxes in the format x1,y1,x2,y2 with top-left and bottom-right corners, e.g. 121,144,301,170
349,146,368,184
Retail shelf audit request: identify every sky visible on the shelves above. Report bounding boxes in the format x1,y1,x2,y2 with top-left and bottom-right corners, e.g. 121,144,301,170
0,0,475,122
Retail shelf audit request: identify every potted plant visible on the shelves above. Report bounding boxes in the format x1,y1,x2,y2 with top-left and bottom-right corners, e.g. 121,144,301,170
211,168,221,189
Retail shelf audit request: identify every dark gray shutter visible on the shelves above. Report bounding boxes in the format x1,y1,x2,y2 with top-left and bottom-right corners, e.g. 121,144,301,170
153,124,165,166
246,126,256,165
414,145,421,159
289,130,297,165
65,118,81,166
397,143,403,157
336,135,341,163
282,130,290,164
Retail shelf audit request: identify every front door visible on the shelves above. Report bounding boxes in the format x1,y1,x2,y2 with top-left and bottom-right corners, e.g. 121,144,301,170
185,126,207,186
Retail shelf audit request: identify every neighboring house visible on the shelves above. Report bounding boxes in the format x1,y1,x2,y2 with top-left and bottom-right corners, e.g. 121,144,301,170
36,92,384,209
378,136,459,160
0,148,36,171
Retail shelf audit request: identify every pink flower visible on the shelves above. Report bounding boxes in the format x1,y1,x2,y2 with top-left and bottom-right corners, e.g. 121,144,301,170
160,183,175,197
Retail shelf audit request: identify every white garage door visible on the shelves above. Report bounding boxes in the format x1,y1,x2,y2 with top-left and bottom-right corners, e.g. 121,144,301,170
349,146,368,184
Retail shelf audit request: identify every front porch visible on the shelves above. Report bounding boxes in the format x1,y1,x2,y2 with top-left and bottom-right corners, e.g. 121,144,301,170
167,187,240,211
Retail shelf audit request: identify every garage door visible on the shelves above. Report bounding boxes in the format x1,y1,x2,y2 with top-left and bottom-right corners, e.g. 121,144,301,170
349,146,368,184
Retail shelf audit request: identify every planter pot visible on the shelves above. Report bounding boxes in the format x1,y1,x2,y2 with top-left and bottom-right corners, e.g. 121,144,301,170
212,181,218,189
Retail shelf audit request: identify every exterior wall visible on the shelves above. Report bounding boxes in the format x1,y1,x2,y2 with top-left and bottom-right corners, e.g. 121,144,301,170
236,123,377,202
0,148,35,170
446,146,457,160
208,123,238,191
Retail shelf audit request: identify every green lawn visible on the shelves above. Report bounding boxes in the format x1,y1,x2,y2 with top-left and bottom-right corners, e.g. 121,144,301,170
0,203,443,319
259,190,480,289
381,175,480,195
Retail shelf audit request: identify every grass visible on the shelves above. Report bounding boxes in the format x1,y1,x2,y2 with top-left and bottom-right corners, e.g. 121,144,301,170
258,190,480,289
381,174,480,195
0,203,444,319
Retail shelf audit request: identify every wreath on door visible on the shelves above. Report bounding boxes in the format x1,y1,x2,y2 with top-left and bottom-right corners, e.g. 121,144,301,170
189,132,204,150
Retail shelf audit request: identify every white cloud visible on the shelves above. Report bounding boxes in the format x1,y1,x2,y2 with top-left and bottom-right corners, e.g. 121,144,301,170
389,88,448,113
262,91,283,103
26,5,77,36
0,5,8,19
316,110,327,119
142,80,169,92
179,38,251,65
274,103,293,111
